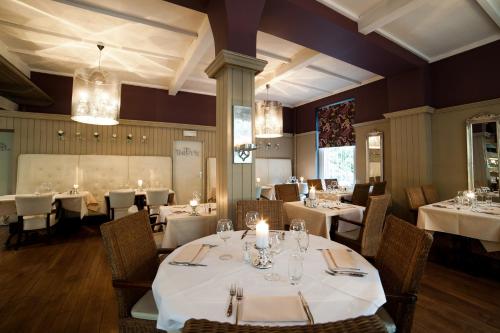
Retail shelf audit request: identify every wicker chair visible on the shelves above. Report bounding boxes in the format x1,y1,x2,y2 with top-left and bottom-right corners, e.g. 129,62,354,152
375,215,433,333
182,315,387,332
405,187,426,224
421,184,439,204
236,200,284,231
371,181,387,196
334,195,391,257
100,210,172,333
274,184,300,202
306,179,324,191
344,183,371,207
324,178,338,189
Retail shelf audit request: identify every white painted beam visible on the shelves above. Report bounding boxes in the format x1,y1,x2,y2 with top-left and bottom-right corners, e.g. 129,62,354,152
0,40,30,77
256,49,291,63
0,96,19,111
255,48,323,90
169,17,212,96
306,65,361,84
476,0,500,28
358,0,431,34
281,79,331,93
51,0,198,37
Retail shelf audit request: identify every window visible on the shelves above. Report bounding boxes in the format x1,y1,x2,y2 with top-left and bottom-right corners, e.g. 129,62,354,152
319,146,356,187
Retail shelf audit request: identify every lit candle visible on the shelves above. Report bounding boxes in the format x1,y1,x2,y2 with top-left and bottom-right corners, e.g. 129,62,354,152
189,199,198,207
256,177,261,184
466,191,475,199
299,176,304,183
137,179,143,188
309,186,316,200
73,184,79,191
255,219,269,249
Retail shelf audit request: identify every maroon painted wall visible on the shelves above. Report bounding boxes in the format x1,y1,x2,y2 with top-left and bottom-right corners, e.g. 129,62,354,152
431,40,500,108
293,79,388,133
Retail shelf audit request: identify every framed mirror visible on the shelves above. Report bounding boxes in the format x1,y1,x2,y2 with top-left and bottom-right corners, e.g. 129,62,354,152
466,113,500,193
366,131,383,183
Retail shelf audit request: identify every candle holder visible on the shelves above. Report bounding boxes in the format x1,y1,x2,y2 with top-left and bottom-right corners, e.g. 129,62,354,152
189,204,199,216
252,245,272,269
72,184,79,194
305,198,318,208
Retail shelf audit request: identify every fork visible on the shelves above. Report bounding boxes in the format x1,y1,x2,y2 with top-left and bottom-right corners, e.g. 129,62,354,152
226,284,236,317
235,288,243,325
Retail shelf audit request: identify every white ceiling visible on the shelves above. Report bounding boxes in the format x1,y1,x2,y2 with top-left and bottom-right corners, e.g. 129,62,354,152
0,0,498,108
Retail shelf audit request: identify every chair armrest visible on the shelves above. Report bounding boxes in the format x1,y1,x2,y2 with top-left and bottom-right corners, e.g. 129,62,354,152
112,280,152,289
150,213,160,217
385,293,417,304
157,248,175,255
151,222,166,227
337,217,363,227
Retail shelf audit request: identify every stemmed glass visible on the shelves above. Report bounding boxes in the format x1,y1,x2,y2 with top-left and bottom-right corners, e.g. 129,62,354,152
290,219,306,244
245,211,260,231
217,219,234,260
265,233,281,281
297,230,310,256
288,251,303,285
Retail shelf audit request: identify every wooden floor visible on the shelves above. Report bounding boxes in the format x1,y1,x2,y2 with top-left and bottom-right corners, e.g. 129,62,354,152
0,223,499,333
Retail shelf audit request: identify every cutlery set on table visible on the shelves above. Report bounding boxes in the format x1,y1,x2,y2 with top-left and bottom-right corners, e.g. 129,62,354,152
168,243,216,267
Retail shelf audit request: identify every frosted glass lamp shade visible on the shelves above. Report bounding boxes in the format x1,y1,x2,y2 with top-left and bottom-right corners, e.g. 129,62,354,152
255,100,283,138
71,67,121,125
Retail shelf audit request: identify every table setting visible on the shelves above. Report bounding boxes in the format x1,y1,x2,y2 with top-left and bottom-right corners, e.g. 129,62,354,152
152,218,385,332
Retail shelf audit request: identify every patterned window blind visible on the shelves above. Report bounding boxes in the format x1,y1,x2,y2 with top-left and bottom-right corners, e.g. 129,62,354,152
317,99,355,148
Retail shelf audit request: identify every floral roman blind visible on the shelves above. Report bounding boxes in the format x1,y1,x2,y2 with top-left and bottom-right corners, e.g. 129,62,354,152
317,99,355,148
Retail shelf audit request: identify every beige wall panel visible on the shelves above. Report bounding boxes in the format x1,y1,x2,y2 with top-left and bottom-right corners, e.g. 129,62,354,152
295,132,317,180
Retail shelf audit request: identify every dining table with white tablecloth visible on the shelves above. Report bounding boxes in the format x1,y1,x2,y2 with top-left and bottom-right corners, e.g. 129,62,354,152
418,200,500,252
159,204,217,248
283,201,365,239
315,190,353,202
152,231,386,332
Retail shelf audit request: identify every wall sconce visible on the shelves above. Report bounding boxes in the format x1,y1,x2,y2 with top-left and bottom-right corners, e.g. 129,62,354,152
93,132,100,141
111,133,117,142
127,133,133,143
236,143,257,162
57,129,65,141
233,105,254,164
141,135,147,144
75,131,83,141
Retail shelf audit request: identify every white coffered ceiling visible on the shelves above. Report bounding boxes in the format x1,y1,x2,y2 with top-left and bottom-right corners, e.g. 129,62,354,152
0,0,498,108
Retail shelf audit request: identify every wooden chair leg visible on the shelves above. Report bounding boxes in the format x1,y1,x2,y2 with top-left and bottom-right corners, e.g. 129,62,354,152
15,218,23,250
46,213,51,244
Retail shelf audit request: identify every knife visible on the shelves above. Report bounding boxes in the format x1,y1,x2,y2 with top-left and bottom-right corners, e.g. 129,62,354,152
325,270,366,277
298,291,314,324
168,262,207,267
241,229,249,239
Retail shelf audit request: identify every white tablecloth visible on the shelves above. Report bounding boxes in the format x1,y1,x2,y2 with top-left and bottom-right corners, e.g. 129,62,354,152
316,191,353,202
418,201,500,252
152,231,386,332
284,201,364,238
159,204,217,248
259,183,309,200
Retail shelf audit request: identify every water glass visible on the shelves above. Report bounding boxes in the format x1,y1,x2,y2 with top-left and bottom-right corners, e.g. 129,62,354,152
265,234,281,281
297,230,310,255
245,211,260,231
217,219,233,260
288,252,303,285
486,195,493,206
290,219,306,241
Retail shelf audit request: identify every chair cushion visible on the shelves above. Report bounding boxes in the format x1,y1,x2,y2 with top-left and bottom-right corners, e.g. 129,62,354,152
131,290,158,321
376,307,396,333
22,214,57,231
153,232,164,248
114,205,139,220
336,228,360,240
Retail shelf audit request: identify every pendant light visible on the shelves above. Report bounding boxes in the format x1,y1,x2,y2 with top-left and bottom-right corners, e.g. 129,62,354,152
255,84,283,138
71,43,121,125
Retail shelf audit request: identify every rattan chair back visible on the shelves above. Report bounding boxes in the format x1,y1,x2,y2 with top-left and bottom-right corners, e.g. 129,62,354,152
359,194,391,257
306,179,324,191
324,178,338,188
421,184,439,204
405,187,426,210
375,215,433,333
351,183,371,206
370,181,387,196
100,210,159,318
236,200,284,231
274,184,300,202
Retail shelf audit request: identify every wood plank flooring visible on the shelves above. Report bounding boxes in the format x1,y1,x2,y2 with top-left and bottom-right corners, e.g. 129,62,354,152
0,224,499,333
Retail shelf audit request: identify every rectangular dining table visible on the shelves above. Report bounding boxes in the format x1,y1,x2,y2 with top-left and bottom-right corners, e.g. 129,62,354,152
283,201,365,239
418,200,500,252
103,190,175,219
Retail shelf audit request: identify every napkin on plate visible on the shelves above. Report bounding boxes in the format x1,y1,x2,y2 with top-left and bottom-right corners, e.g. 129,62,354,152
240,296,308,322
173,244,209,264
321,249,358,270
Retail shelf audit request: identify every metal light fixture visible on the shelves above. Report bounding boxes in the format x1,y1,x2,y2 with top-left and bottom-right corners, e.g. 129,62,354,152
255,84,283,138
71,43,121,125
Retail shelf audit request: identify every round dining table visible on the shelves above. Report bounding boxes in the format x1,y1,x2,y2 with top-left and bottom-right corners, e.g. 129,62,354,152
152,231,386,332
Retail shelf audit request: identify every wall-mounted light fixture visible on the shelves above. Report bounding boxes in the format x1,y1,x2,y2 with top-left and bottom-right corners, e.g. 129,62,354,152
57,129,65,141
111,133,117,142
93,132,100,141
236,143,257,162
233,105,254,164
75,131,83,141
141,135,147,144
127,133,133,143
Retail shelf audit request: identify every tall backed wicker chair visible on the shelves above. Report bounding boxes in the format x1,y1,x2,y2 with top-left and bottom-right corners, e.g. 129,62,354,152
371,181,387,196
306,179,324,191
334,195,391,257
375,215,433,333
274,184,300,202
100,210,171,333
344,183,371,207
182,315,387,333
236,200,284,231
324,178,338,188
421,184,439,204
405,187,427,224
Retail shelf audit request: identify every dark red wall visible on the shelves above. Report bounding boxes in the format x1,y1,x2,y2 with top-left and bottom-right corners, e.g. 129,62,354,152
293,79,388,133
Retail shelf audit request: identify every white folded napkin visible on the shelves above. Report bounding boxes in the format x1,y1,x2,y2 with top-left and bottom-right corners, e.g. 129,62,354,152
240,296,308,322
321,249,358,270
173,244,209,264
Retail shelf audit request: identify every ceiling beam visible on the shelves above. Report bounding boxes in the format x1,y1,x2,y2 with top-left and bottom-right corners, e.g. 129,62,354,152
256,49,291,63
306,65,361,84
476,0,500,28
280,79,331,93
358,0,431,35
256,48,322,90
169,17,212,95
51,0,198,37
0,39,30,77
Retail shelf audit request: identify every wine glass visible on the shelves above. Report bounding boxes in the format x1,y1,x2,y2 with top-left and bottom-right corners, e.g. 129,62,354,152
288,251,303,285
264,233,281,281
193,191,201,202
297,230,310,255
290,219,306,242
217,219,234,260
245,211,260,231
